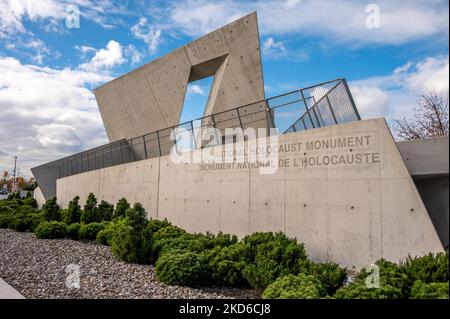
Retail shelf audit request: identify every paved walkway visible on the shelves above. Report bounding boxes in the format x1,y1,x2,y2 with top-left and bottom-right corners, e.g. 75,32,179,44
0,278,25,299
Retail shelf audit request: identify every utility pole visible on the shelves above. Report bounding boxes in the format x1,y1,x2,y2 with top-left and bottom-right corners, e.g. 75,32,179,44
12,156,17,193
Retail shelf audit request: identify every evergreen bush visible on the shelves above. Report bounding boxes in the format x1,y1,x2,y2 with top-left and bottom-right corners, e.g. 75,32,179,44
262,274,326,299
35,221,67,239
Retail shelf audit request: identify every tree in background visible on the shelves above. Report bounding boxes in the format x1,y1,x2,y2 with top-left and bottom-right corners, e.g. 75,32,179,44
393,91,449,140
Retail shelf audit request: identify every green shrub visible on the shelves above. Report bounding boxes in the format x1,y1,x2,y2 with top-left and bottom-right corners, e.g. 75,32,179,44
67,223,81,240
155,250,209,286
0,205,14,215
124,203,148,230
9,214,31,232
209,232,238,247
156,232,232,257
80,193,101,224
401,253,449,284
28,213,46,232
42,197,61,221
60,209,68,223
113,197,130,220
98,200,114,221
410,280,449,299
300,261,347,296
22,197,37,208
78,222,107,240
0,212,13,228
96,219,124,245
8,205,37,232
151,225,188,259
83,193,97,213
146,218,172,234
240,232,307,289
35,221,67,239
66,196,82,224
206,243,248,286
335,259,409,299
110,203,152,264
262,274,326,299
333,281,404,299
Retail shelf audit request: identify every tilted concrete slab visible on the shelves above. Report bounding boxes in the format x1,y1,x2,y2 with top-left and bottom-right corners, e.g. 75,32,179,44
397,136,449,178
397,136,449,248
56,118,444,269
94,12,265,142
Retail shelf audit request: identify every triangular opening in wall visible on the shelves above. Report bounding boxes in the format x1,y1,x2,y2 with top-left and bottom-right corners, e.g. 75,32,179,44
179,54,229,124
178,54,229,151
179,76,214,124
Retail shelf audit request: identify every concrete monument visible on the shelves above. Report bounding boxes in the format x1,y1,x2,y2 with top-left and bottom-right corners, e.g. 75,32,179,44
32,12,447,269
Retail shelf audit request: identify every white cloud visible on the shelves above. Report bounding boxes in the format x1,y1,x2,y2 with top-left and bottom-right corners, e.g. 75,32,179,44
124,44,144,65
350,86,390,119
4,37,51,64
0,57,111,177
187,84,206,96
75,45,97,56
131,17,162,55
403,56,449,93
79,40,125,72
0,0,62,37
350,55,449,120
262,37,309,61
0,0,130,38
168,0,449,45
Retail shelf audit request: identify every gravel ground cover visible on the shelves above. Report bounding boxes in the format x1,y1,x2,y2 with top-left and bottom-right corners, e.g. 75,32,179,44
0,229,259,299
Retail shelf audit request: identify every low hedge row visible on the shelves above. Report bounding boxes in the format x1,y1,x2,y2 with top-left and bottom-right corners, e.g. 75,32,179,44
1,192,448,299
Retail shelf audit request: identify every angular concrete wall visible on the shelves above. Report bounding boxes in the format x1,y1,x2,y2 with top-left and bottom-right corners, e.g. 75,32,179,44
397,136,449,248
56,119,444,269
94,12,265,142
32,187,46,209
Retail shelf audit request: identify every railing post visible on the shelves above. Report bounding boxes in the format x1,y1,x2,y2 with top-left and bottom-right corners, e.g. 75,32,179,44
300,90,315,128
265,100,276,136
312,96,324,127
143,135,148,159
101,147,105,168
190,121,197,150
236,107,244,131
301,116,307,130
211,114,221,145
326,95,338,124
130,141,134,162
342,79,361,120
156,130,162,156
110,145,114,166
119,143,123,164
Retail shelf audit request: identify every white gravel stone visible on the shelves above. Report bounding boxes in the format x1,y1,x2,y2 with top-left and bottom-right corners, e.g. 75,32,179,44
0,229,259,299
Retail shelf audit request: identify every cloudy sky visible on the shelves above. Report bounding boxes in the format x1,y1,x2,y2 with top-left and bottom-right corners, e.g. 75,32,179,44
0,0,449,178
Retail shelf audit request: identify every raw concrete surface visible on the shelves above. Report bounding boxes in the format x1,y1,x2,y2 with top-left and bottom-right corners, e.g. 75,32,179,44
56,118,444,269
33,186,46,209
397,136,449,248
397,136,449,177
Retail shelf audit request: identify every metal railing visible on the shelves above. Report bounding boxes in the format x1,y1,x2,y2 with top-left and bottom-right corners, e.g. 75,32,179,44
56,78,360,178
